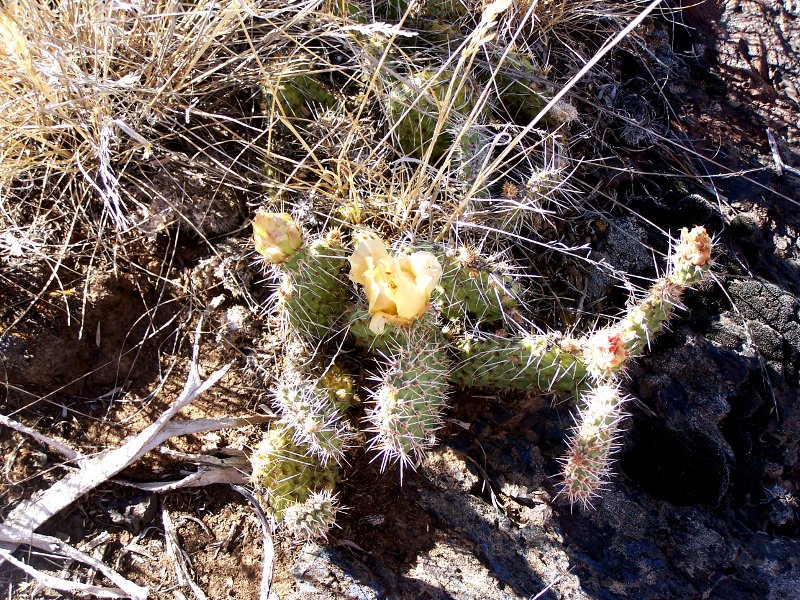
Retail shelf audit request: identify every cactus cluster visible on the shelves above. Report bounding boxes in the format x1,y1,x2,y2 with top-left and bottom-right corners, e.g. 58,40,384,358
249,211,713,532
244,4,714,536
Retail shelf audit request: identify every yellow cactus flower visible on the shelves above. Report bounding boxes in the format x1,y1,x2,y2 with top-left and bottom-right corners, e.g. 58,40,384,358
253,212,302,263
349,239,442,334
676,226,712,267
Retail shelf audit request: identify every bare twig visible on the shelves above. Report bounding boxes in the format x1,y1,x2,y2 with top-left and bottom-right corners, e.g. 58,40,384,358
0,413,82,462
162,505,209,600
767,129,800,177
146,414,273,451
0,548,134,599
0,524,148,599
232,484,275,600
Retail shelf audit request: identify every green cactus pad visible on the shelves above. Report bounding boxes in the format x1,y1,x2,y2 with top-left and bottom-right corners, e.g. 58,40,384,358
452,334,587,394
435,249,519,324
494,51,552,123
250,427,339,519
278,239,350,341
264,71,339,121
364,321,451,472
560,384,626,508
282,490,340,540
387,68,477,160
273,375,353,464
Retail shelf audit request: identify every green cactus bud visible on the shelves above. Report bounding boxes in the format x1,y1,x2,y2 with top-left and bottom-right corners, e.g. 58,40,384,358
283,490,340,540
559,384,627,509
250,427,339,519
253,212,303,263
452,333,587,394
318,363,359,412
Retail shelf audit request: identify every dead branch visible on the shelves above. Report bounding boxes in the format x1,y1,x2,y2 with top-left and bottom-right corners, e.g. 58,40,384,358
162,505,209,600
0,413,82,462
0,523,148,599
0,321,230,558
232,484,275,600
115,464,248,493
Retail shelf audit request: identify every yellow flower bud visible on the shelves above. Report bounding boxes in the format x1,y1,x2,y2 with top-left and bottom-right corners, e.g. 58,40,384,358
349,239,442,335
253,212,302,263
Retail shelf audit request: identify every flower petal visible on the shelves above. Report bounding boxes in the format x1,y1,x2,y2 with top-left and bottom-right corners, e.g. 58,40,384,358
348,240,443,333
369,313,388,335
349,239,389,285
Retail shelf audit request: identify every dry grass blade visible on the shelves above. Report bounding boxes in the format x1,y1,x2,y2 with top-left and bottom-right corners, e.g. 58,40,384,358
435,0,665,241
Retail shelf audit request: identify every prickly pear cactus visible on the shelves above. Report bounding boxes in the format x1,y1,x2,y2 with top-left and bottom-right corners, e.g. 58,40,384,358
250,210,714,535
387,68,479,160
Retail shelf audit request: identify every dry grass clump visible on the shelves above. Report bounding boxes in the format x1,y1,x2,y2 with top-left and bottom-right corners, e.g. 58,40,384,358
1,1,266,223
0,0,659,293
